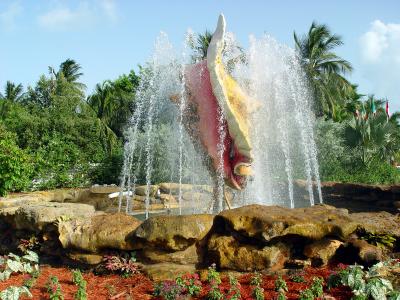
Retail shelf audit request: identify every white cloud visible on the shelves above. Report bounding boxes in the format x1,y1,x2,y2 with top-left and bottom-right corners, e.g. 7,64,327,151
37,1,118,30
101,0,117,22
0,1,22,31
359,20,400,110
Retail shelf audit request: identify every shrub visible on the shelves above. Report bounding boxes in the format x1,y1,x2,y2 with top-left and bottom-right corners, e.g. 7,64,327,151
0,125,32,196
46,276,64,300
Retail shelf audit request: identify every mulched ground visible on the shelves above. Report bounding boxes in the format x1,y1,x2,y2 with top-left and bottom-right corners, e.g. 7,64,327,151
0,265,353,300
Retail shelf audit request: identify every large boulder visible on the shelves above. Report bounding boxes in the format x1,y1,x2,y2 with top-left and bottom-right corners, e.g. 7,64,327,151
0,192,54,209
58,213,141,252
207,234,289,271
303,238,343,266
14,202,96,232
140,244,199,265
350,212,400,237
216,204,358,242
132,214,214,251
141,262,197,281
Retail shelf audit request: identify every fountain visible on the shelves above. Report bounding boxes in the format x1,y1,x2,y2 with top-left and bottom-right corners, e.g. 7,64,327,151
117,14,322,218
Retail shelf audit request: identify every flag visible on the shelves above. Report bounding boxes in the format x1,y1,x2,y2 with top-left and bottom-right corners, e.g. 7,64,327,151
386,100,390,121
371,100,376,116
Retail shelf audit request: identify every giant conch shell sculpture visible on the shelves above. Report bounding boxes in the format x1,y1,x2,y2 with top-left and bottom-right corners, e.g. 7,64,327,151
171,14,256,208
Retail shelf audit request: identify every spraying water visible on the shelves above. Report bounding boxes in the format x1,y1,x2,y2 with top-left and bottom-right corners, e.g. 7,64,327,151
118,17,322,217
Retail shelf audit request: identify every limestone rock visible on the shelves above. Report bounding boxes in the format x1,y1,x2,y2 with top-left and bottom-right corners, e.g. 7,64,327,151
159,183,194,195
67,253,103,265
135,185,159,197
349,238,383,264
304,238,343,266
159,194,177,205
141,262,197,281
133,214,214,251
350,212,400,237
90,185,120,194
0,192,54,209
207,234,289,271
216,204,357,242
140,244,199,265
58,213,141,252
14,202,96,232
182,192,212,203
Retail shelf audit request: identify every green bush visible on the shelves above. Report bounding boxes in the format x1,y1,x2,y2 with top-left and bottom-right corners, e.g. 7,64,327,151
0,125,32,196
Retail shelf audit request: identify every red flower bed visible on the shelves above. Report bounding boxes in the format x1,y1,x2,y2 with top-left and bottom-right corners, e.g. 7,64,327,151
0,265,354,299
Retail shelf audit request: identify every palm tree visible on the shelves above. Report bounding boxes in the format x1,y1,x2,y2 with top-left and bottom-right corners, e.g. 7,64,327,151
294,22,354,118
1,81,24,102
49,59,86,91
344,112,400,165
189,30,213,62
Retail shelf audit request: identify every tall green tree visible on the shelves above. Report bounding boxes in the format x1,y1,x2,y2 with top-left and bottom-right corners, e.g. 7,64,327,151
1,81,24,102
294,22,354,118
49,58,86,91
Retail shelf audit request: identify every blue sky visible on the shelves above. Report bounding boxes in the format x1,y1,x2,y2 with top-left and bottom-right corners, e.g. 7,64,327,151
1,0,399,111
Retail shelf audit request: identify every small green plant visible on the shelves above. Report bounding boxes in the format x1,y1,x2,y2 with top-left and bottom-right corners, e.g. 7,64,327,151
207,264,223,300
0,286,32,300
327,261,400,299
47,276,64,300
291,274,306,283
310,277,324,298
277,291,287,300
250,272,264,300
23,269,40,289
274,276,288,293
175,273,202,297
228,274,241,300
357,228,397,249
298,288,315,300
388,290,400,300
0,251,39,281
72,269,87,300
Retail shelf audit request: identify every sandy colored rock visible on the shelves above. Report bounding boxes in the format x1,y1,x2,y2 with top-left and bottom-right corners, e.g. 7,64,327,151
133,214,214,251
67,253,103,265
0,192,54,209
304,238,343,266
182,192,212,203
90,185,120,194
159,194,177,206
14,202,96,232
216,204,358,242
349,238,383,264
350,212,400,237
140,244,199,265
141,262,197,281
58,213,141,252
207,234,289,271
135,185,159,197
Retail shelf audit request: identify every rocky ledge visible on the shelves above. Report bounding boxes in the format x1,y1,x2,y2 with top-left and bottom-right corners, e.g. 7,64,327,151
0,199,399,280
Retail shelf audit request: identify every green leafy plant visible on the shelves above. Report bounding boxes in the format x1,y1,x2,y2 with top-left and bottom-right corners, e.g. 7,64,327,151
327,261,400,299
0,126,32,196
228,274,241,300
23,269,40,289
274,276,288,293
175,273,202,297
250,272,264,300
72,269,87,300
298,288,315,300
277,291,287,300
310,277,324,298
357,228,397,249
46,276,64,300
207,264,223,300
0,286,32,300
291,274,306,283
0,251,39,281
